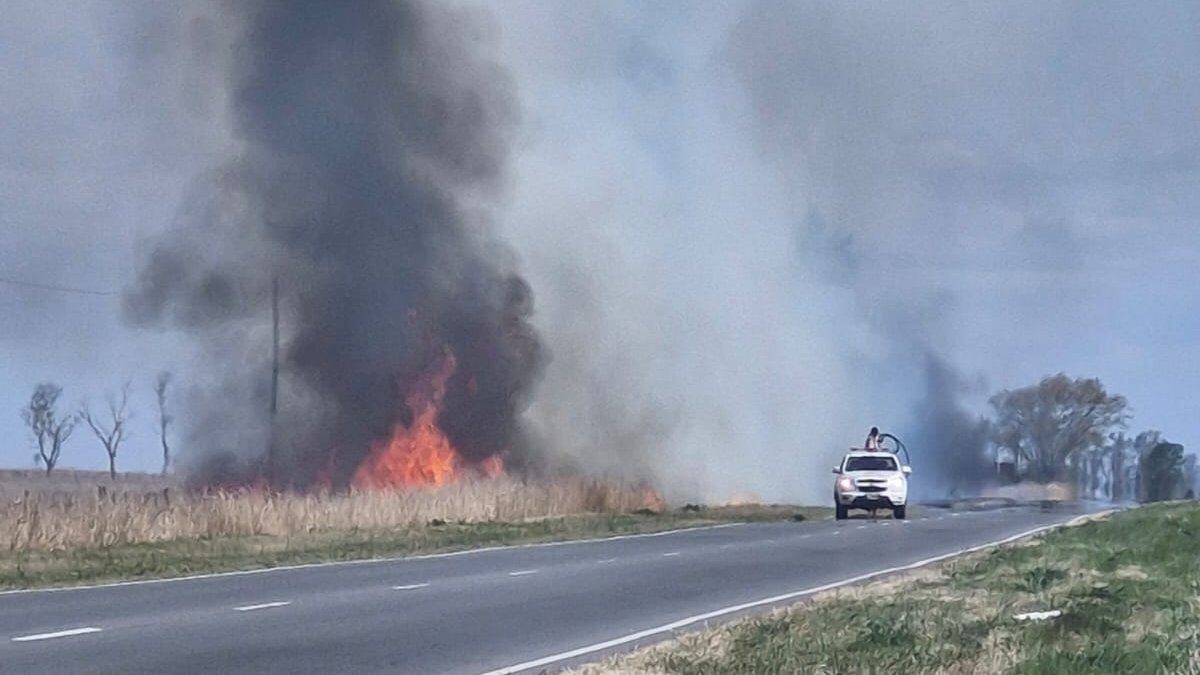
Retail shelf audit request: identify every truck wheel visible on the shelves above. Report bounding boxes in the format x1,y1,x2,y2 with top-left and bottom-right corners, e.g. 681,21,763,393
835,504,848,520
893,505,906,520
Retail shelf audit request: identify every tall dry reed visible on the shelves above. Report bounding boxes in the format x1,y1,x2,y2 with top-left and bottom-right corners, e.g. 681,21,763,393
2,478,659,553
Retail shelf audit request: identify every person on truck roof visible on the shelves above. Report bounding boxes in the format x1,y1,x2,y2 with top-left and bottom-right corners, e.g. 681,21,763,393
865,426,882,450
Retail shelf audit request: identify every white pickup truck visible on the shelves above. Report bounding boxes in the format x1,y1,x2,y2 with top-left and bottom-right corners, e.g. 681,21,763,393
833,450,911,520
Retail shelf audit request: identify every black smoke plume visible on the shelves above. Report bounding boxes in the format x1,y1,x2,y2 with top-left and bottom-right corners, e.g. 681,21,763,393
907,354,993,499
124,0,543,487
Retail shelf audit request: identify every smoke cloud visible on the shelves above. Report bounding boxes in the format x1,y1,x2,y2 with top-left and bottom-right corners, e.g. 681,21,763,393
124,0,542,486
5,1,1194,502
906,356,992,499
486,1,1200,501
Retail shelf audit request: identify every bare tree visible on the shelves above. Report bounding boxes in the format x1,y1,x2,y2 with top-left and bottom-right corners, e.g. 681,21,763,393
1082,446,1110,499
21,383,75,475
990,373,1129,482
155,372,173,475
1108,432,1132,501
80,382,132,480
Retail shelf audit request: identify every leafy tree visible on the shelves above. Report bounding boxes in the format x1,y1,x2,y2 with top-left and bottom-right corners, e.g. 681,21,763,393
1128,430,1165,500
21,383,76,475
990,374,1128,482
1140,441,1185,502
1133,430,1164,455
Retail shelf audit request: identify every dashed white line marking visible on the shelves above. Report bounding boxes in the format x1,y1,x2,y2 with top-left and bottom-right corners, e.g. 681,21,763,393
662,552,680,557
12,627,102,642
719,544,734,549
478,513,1109,675
508,570,538,577
951,512,962,517
597,558,617,564
832,531,841,536
233,601,291,612
392,583,430,591
855,525,867,530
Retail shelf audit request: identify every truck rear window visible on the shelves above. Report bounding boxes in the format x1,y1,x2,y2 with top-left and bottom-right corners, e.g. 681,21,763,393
845,456,897,471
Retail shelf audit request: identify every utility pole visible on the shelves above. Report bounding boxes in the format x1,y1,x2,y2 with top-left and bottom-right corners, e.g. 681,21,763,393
267,276,280,483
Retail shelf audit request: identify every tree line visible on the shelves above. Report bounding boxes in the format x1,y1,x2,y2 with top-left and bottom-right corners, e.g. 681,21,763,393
18,370,1195,500
989,373,1194,502
19,373,173,478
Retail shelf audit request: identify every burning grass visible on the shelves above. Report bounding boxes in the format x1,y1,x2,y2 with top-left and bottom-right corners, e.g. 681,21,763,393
0,479,825,589
576,502,1200,675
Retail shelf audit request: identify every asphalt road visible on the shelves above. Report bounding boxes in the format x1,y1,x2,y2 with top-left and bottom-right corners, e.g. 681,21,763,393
0,503,1099,674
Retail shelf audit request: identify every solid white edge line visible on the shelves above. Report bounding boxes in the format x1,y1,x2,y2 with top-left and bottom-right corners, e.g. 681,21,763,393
392,583,431,591
233,601,291,612
0,523,745,597
507,570,538,577
12,627,102,642
476,511,1109,675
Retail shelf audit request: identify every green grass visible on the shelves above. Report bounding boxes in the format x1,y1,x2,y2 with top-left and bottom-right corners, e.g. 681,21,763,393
585,503,1200,675
0,504,829,590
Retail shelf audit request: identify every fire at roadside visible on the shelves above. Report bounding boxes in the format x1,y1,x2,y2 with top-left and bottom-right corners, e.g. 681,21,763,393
349,350,501,490
125,0,546,493
192,346,533,494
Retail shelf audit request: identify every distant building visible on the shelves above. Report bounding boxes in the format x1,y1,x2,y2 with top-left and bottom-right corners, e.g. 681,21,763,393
993,446,1020,484
994,460,1019,484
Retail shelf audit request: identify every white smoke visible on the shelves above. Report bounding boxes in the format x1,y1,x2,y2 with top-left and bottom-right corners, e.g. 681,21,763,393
489,1,1200,502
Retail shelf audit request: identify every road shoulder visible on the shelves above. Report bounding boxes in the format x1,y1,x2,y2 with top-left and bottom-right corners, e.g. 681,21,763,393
571,503,1199,675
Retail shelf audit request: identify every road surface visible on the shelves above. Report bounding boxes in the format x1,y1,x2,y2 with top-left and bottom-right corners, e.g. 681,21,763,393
0,503,1099,674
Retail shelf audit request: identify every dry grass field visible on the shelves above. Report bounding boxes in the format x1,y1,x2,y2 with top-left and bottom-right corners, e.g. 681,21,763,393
2,476,655,552
0,468,177,500
0,468,826,590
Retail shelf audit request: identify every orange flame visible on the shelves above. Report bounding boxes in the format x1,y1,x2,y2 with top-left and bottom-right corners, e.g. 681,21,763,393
479,454,504,479
352,351,464,489
637,482,668,513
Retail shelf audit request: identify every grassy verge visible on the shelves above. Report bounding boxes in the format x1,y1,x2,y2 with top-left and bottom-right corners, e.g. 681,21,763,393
580,503,1200,675
0,504,828,590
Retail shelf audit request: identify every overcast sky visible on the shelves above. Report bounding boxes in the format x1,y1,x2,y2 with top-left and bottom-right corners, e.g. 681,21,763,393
1,2,1197,500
